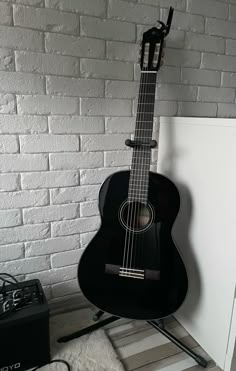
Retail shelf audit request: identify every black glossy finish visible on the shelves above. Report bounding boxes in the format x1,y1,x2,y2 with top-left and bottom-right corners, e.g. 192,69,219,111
78,171,188,320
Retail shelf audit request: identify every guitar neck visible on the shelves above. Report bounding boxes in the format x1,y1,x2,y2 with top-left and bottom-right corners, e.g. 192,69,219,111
128,70,157,204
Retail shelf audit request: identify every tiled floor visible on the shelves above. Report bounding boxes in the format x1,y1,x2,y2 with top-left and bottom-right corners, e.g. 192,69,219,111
105,315,222,371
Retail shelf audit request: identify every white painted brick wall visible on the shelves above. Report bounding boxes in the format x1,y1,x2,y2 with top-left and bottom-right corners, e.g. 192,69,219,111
1,0,236,306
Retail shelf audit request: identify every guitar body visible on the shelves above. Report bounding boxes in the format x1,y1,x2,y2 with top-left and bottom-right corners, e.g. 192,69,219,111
78,171,188,320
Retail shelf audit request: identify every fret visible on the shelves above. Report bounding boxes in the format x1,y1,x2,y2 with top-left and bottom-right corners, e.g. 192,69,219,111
138,101,155,103
136,111,155,114
136,120,153,124
141,71,157,74
128,192,148,197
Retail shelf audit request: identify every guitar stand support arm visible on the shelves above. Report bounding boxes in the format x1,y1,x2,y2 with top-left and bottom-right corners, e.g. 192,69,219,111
57,311,208,368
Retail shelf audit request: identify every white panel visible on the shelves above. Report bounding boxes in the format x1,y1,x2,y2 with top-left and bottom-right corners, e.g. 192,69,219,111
157,117,236,369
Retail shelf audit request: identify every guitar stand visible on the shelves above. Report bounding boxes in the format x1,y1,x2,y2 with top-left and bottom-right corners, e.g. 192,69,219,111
58,310,208,368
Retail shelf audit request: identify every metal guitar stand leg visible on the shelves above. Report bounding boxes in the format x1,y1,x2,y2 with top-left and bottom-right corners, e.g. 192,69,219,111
58,312,208,368
148,319,208,368
57,311,119,343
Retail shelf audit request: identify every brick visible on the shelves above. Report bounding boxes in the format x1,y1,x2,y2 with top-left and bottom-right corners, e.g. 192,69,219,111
0,115,47,134
46,77,104,97
0,243,24,262
43,286,51,300
105,117,135,133
49,152,103,170
0,25,43,52
0,190,48,209
49,116,104,134
45,33,105,59
51,278,80,297
178,102,217,117
0,174,20,191
0,209,21,228
163,9,204,33
25,234,80,257
0,154,48,172
105,150,132,167
0,94,16,114
23,203,79,224
108,0,158,25
107,41,139,62
198,87,235,103
165,48,201,68
218,103,236,117
80,201,99,217
22,171,79,189
156,84,197,101
80,58,133,81
80,231,96,248
0,256,50,274
138,0,186,11
46,0,106,17
13,5,79,35
206,18,236,40
15,51,79,77
202,53,236,72
81,98,131,116
81,134,128,151
81,16,135,42
50,185,100,204
26,265,77,285
181,68,221,87
0,223,49,245
106,81,138,99
0,49,14,71
0,135,18,153
229,4,236,21
187,0,228,20
0,71,45,94
0,3,12,26
226,39,236,56
185,32,225,54
52,216,100,237
81,167,127,185
20,134,79,153
154,101,178,116
222,72,236,87
51,249,83,268
17,95,78,115
14,0,44,6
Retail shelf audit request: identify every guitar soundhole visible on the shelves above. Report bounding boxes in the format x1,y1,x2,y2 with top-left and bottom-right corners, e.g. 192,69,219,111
119,200,154,233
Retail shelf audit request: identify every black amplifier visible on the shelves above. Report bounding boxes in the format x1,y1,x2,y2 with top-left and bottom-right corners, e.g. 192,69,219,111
0,279,51,371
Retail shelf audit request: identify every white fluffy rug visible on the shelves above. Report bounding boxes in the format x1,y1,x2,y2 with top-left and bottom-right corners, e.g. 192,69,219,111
49,308,125,371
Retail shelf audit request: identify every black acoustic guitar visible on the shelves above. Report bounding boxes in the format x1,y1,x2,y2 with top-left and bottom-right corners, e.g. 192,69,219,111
78,8,188,320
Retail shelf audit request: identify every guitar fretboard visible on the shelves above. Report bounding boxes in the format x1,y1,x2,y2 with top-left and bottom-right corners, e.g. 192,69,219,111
128,71,157,204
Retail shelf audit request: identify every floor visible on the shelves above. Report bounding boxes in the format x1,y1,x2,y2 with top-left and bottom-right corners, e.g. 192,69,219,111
104,315,222,371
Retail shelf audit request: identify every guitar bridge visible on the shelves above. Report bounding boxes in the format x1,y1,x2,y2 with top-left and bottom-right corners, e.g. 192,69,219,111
105,264,160,281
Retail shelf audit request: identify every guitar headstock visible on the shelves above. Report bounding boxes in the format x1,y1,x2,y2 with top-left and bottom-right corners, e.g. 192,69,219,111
139,7,174,72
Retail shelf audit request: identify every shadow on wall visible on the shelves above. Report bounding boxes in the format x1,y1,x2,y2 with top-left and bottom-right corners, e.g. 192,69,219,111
158,121,203,319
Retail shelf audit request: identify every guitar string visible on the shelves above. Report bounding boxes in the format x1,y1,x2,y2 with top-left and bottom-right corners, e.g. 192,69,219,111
123,68,148,274
122,69,157,275
130,67,149,273
126,68,148,274
136,68,152,271
122,69,145,272
139,71,157,270
137,70,155,271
